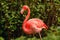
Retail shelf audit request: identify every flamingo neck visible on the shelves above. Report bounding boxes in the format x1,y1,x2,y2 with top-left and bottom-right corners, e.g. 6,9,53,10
24,8,30,23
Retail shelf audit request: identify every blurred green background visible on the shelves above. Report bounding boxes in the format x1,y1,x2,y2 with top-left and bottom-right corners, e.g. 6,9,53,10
0,0,60,40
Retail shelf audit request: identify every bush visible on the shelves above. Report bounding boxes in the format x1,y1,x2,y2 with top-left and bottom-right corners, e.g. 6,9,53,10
0,0,60,40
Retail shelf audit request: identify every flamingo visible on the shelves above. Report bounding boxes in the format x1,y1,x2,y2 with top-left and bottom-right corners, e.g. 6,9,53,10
20,5,48,40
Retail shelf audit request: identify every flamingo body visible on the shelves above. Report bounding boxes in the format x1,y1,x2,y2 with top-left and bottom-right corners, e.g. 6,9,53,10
22,18,48,34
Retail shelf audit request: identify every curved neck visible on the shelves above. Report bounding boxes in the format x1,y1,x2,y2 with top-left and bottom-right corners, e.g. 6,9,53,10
24,8,30,23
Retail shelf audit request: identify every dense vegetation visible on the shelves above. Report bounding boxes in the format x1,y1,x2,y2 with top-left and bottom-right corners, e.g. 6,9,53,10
0,0,60,40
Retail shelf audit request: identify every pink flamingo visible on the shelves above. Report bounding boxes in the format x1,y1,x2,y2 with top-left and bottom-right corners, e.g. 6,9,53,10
20,5,48,40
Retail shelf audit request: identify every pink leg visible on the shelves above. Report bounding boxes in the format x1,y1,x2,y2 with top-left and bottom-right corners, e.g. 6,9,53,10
39,32,42,40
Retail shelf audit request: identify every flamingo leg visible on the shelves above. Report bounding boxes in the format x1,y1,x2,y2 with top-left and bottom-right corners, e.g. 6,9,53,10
39,32,42,40
32,31,34,37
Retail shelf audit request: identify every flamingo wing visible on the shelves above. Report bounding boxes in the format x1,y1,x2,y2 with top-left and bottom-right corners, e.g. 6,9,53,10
22,18,48,34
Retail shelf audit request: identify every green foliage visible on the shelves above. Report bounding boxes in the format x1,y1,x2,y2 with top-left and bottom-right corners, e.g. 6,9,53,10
0,37,4,40
15,27,60,40
0,0,60,40
58,17,60,25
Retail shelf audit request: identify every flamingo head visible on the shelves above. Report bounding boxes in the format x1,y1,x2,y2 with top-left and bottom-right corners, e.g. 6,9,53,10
20,5,29,14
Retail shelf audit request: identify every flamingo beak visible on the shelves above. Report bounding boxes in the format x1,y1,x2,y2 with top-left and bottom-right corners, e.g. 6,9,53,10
20,9,24,14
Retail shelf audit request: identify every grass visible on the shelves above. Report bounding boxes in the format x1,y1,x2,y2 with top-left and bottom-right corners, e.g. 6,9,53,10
15,27,60,40
0,27,60,40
